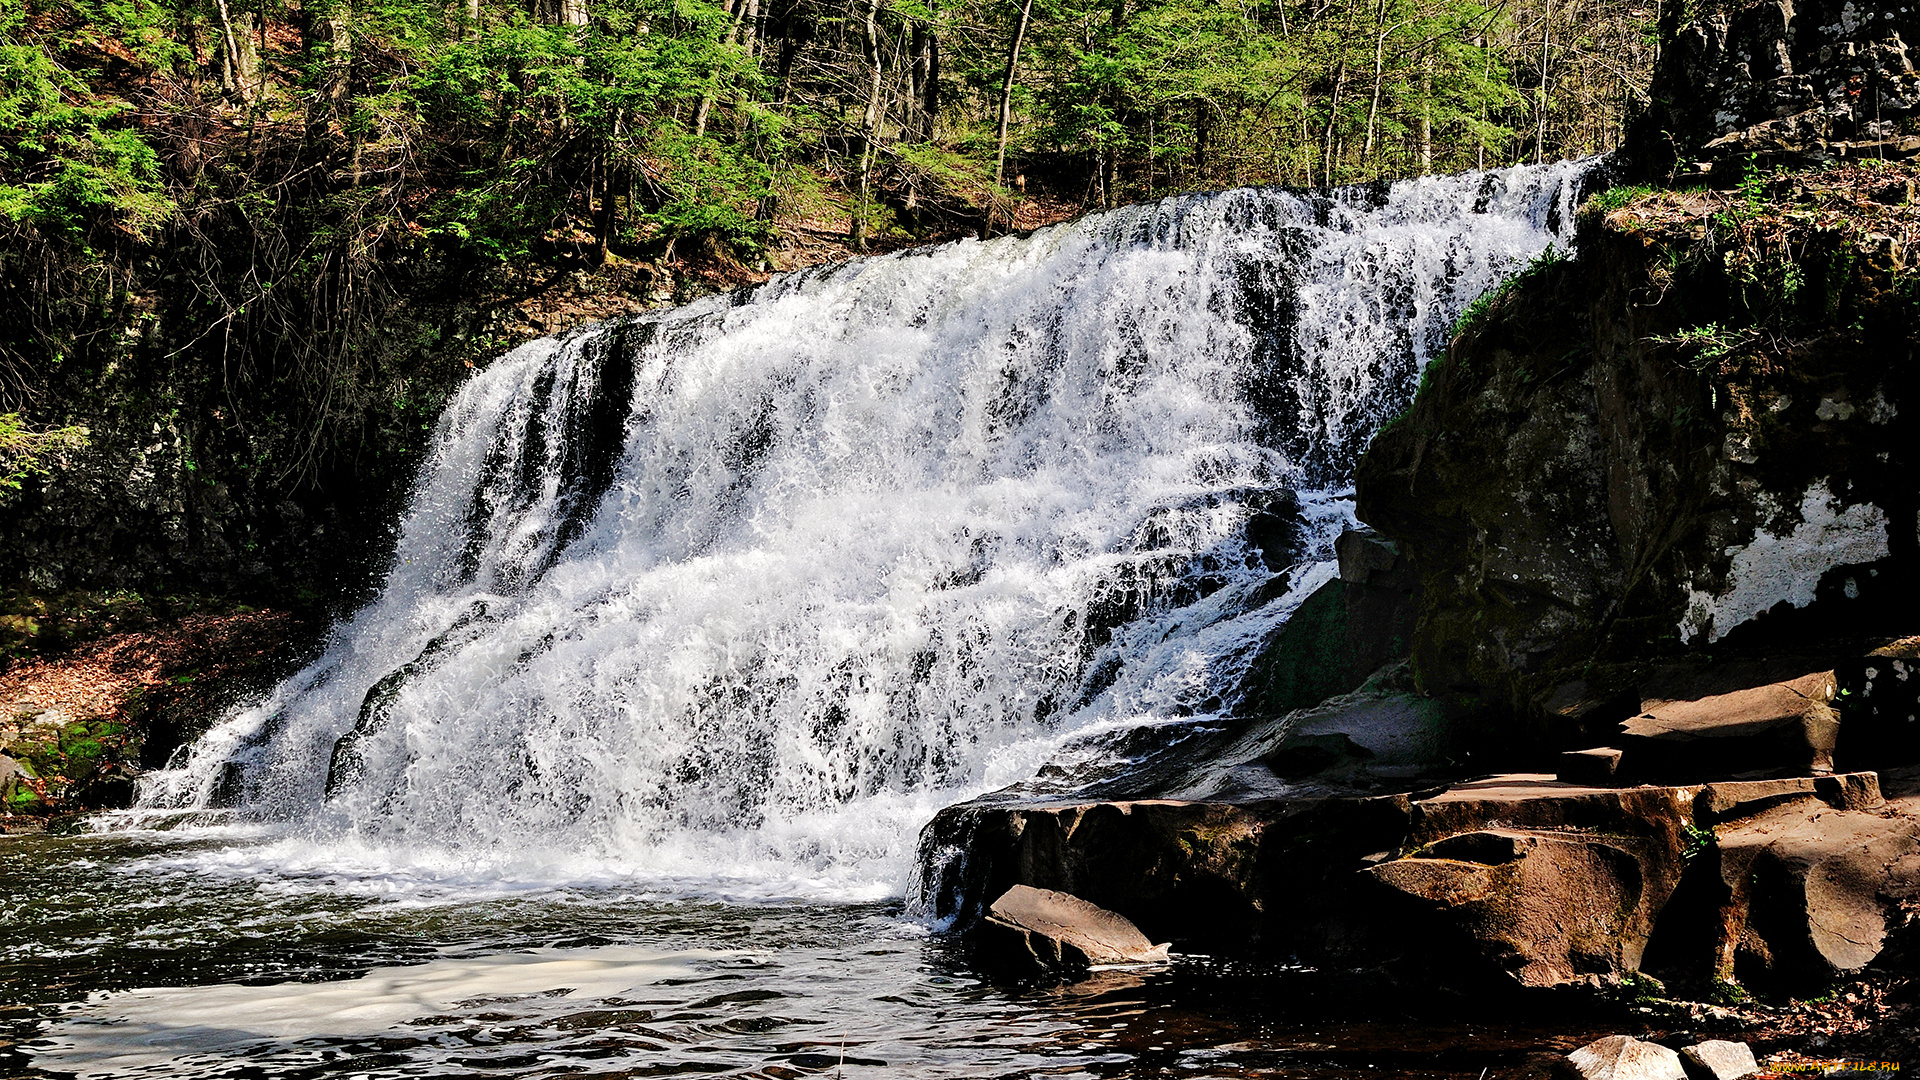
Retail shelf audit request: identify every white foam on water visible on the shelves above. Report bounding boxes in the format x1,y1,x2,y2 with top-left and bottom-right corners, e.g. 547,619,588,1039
126,162,1593,902
26,945,717,1076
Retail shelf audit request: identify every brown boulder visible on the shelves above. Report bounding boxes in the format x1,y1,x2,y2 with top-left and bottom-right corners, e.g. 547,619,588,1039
1710,797,1920,986
1566,1035,1686,1080
920,771,1920,995
1679,1040,1758,1080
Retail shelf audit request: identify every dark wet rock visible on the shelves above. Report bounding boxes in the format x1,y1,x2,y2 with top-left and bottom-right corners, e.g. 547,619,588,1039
1679,1039,1759,1080
971,885,1169,978
1234,528,1421,718
1257,666,1467,785
1355,188,1918,753
1624,0,1920,178
917,793,1418,959
1835,637,1920,768
1335,527,1415,589
1567,1035,1686,1080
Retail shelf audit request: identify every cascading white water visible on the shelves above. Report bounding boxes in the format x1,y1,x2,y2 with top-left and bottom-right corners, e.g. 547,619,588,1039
134,161,1592,899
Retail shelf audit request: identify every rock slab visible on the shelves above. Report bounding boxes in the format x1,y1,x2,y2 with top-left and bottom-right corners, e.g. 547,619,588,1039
974,885,1170,978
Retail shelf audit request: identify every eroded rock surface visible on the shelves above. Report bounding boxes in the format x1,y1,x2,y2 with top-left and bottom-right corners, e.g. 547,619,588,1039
918,770,1920,994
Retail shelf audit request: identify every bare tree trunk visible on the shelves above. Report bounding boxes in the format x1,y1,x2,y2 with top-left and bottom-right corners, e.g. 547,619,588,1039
304,9,352,141
1420,52,1433,173
1536,0,1551,163
212,0,260,102
1363,11,1404,168
851,0,885,250
532,0,588,26
991,0,1036,190
1321,57,1346,189
923,32,941,138
908,23,937,140
740,0,760,57
695,0,752,137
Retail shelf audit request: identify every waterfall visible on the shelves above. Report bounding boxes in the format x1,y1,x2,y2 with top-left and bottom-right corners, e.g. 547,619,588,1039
134,162,1593,899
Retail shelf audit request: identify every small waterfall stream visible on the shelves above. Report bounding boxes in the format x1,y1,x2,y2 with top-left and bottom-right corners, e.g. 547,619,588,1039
133,162,1592,899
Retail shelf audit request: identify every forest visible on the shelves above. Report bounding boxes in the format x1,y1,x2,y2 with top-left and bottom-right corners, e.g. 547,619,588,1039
0,0,1657,597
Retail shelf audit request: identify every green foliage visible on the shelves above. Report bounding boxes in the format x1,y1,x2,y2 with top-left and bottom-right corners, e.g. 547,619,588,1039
2,715,131,807
1682,821,1716,861
0,412,87,497
1711,154,1768,230
1709,978,1751,1005
0,0,1660,592
1617,970,1667,1002
1578,183,1654,224
0,0,173,239
1651,322,1757,373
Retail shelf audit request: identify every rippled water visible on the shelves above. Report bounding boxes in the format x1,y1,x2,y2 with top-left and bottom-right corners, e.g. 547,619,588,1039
3,831,1609,1079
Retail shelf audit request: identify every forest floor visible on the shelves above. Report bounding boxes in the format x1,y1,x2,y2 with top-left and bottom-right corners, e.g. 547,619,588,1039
0,591,322,826
1645,898,1920,1071
491,189,1089,343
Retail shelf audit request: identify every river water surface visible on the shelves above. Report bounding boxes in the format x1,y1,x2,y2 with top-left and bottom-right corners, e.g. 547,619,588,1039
3,828,1608,1079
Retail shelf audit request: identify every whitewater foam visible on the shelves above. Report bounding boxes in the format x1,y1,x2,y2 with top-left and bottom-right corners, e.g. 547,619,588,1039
128,162,1594,902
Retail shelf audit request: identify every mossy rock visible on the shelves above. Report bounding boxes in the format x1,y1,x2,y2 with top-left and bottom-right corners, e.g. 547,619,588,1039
2,717,137,811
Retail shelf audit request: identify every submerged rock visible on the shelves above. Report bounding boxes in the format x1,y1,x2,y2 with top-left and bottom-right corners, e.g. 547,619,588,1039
971,885,1169,979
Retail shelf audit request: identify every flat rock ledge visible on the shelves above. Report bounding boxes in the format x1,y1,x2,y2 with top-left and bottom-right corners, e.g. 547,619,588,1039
921,770,1920,995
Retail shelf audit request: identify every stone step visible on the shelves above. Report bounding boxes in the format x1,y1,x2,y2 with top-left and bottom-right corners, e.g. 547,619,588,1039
1617,664,1840,780
1557,747,1623,785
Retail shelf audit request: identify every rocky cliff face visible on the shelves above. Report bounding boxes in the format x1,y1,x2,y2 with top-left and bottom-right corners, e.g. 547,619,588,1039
1356,162,1920,747
1625,0,1920,177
